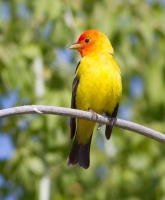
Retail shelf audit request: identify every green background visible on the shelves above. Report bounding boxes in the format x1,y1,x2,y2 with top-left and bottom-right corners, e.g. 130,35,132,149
0,0,165,199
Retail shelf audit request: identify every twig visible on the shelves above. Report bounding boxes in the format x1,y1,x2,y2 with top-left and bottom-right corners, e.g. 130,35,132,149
0,105,164,144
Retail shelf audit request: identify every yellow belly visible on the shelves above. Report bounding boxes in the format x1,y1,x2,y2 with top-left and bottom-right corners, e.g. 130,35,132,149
75,53,122,144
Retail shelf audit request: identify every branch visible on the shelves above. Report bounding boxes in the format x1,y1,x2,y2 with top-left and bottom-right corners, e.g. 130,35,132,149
0,105,164,144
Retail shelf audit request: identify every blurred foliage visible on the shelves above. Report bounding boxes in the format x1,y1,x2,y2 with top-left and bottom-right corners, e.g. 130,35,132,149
0,0,165,199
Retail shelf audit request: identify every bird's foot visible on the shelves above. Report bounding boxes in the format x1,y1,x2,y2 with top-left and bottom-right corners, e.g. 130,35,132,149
88,109,98,121
105,113,116,140
106,113,115,126
97,112,115,130
97,111,106,130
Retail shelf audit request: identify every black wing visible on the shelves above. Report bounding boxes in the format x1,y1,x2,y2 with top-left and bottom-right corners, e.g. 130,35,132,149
70,62,80,139
105,103,119,140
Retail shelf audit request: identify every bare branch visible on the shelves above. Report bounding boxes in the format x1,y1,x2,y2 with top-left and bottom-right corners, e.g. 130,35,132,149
0,105,164,144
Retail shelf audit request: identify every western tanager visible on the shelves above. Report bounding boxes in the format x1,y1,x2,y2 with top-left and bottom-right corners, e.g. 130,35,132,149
67,29,122,169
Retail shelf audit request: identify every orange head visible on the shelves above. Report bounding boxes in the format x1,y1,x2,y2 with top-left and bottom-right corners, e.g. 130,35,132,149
68,29,114,57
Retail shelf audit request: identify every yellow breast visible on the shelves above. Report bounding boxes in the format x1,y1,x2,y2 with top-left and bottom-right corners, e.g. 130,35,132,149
75,53,122,115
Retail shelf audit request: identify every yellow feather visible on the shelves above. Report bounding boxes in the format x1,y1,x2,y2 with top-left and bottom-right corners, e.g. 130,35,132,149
75,53,122,144
67,29,122,168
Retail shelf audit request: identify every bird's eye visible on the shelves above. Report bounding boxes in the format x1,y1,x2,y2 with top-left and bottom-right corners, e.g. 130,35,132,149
84,38,90,43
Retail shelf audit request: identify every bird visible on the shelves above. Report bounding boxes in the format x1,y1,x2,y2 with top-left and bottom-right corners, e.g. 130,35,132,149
67,29,122,169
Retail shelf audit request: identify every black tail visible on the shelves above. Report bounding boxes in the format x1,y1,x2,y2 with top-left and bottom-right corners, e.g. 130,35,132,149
66,136,92,169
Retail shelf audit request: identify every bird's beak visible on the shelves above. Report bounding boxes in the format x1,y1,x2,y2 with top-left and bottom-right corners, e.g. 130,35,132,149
68,43,82,50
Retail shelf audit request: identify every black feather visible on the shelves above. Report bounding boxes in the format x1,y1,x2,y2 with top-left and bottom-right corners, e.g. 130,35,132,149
67,135,92,169
78,135,92,169
68,61,92,169
66,139,80,166
70,62,80,139
105,103,119,140
70,76,79,139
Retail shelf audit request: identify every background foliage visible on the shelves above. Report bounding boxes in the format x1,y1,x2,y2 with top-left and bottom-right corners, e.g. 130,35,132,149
0,0,165,199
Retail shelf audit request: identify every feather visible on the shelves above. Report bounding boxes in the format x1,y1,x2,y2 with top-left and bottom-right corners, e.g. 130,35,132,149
105,103,119,140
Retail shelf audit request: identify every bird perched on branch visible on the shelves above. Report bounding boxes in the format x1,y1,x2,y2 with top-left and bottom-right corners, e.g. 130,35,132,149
67,29,122,169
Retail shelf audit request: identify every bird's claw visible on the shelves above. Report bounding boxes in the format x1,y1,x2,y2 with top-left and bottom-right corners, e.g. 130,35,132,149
89,109,98,121
97,112,114,130
97,111,106,130
107,114,115,126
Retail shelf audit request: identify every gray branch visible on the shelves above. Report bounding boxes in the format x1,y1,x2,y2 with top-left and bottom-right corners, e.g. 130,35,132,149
0,105,164,144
